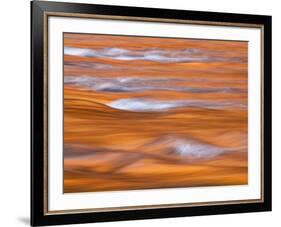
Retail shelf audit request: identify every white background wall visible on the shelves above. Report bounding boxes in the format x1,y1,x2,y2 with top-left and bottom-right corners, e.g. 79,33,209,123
0,0,279,226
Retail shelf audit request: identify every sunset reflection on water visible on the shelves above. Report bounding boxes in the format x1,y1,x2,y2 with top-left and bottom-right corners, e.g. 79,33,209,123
63,33,248,193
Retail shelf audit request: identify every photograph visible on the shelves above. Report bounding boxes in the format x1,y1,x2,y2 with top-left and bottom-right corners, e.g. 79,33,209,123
63,33,248,193
31,1,271,225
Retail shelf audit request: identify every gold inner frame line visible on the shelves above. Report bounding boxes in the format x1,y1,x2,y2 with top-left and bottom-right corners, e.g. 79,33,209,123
43,11,265,215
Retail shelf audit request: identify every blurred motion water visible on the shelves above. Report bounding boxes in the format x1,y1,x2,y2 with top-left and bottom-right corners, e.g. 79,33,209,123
63,33,248,193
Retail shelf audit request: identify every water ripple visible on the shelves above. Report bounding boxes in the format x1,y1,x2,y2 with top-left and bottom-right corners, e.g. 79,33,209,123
64,46,245,63
107,98,246,112
64,76,245,94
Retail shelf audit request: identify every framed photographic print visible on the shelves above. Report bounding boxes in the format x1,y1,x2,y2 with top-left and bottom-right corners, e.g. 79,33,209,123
31,1,272,226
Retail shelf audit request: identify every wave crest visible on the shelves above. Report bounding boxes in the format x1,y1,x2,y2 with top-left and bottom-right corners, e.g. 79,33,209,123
107,98,246,112
64,76,245,94
64,46,245,63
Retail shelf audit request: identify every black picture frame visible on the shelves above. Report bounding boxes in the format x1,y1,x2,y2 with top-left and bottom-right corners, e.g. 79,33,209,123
31,1,272,226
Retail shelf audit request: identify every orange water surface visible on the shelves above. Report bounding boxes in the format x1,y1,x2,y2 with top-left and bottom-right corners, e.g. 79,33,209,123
63,33,248,193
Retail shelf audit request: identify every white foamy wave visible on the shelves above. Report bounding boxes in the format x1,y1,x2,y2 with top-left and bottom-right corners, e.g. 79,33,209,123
108,99,184,111
64,46,245,63
145,136,228,159
64,76,245,94
172,139,225,159
64,47,93,56
107,98,246,112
